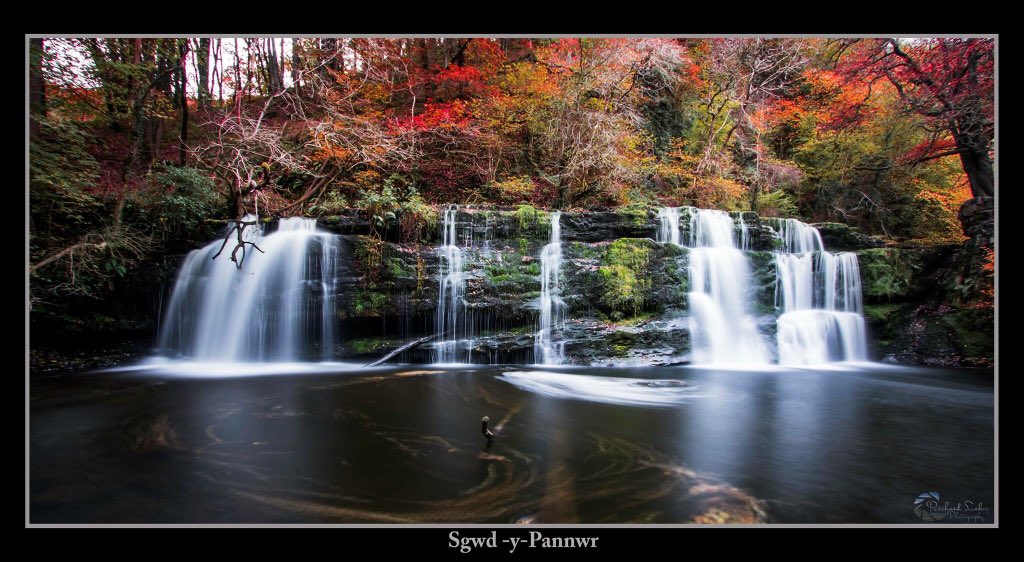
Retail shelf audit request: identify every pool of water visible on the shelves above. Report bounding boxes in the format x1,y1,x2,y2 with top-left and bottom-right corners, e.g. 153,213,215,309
29,362,994,524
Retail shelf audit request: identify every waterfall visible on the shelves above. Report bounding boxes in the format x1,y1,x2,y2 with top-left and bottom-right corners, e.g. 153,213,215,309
772,219,867,364
434,205,469,363
157,216,339,362
737,214,750,251
536,211,566,365
657,207,681,247
659,207,770,365
775,218,824,253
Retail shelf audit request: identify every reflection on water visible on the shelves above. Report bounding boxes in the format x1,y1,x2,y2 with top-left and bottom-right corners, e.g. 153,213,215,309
30,363,993,524
499,371,705,407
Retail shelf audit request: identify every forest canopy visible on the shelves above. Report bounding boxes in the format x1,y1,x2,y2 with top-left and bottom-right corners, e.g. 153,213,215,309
29,37,994,302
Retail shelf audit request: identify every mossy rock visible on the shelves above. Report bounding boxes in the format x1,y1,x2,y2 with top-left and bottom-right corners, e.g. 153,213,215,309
515,204,550,235
353,289,390,316
857,248,922,301
601,238,657,268
596,238,657,319
566,241,602,260
345,337,395,355
614,204,655,227
813,222,884,251
863,303,906,324
940,308,994,366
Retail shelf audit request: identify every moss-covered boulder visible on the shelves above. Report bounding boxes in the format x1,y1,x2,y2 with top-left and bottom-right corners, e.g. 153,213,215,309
575,238,687,322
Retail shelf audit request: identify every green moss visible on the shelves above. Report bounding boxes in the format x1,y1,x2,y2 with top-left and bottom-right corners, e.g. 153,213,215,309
387,257,414,279
518,237,529,255
597,239,655,319
484,253,541,281
941,309,994,363
615,203,652,226
605,331,638,356
478,324,535,337
857,248,919,300
489,273,537,287
348,337,392,354
602,238,655,269
515,204,550,234
609,311,656,326
568,241,601,260
863,303,905,323
354,290,389,316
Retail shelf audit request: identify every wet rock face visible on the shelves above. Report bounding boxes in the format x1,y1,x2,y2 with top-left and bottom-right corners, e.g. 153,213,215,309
559,211,659,242
812,222,885,251
77,205,988,368
958,196,994,243
562,317,691,367
857,248,927,302
859,243,993,368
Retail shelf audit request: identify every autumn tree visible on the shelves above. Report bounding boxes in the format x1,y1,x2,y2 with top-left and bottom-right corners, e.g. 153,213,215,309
836,38,994,199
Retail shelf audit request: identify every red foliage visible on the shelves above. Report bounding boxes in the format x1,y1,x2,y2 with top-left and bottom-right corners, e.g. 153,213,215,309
837,39,994,171
392,99,473,132
901,137,958,164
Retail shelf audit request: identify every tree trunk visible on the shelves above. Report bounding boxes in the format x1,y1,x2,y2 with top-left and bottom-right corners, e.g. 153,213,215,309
266,38,282,94
197,38,210,108
179,41,189,166
279,37,286,88
29,38,45,132
292,38,302,95
155,41,174,99
955,134,994,198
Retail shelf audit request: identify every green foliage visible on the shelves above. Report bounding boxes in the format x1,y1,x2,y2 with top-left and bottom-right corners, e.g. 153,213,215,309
308,190,349,216
483,254,541,283
398,190,437,243
756,189,799,218
103,258,127,277
152,166,220,238
356,184,400,237
863,303,905,323
29,117,104,240
355,175,431,240
353,235,386,280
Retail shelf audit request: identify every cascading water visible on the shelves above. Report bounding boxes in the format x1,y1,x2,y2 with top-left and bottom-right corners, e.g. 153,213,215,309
535,211,566,365
157,216,339,362
772,219,867,364
434,206,469,363
657,207,681,247
659,207,771,365
738,214,750,251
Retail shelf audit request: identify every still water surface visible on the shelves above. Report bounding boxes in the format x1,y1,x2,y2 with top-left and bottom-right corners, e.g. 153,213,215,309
30,362,993,523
